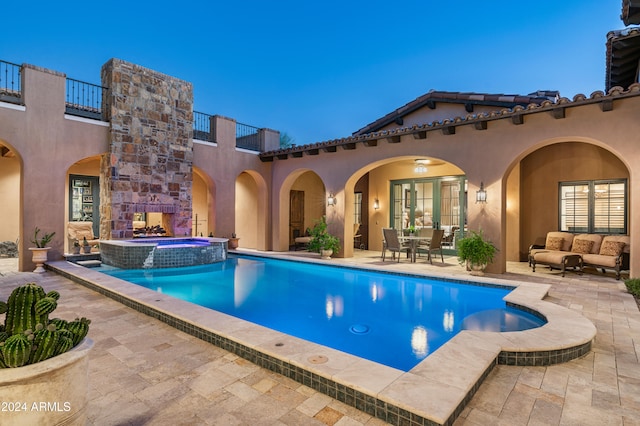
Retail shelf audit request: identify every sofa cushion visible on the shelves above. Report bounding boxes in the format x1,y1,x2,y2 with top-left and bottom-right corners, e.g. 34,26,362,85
545,231,574,251
599,240,626,257
601,235,630,253
582,253,619,268
534,251,580,265
573,233,603,254
545,237,564,251
571,239,594,254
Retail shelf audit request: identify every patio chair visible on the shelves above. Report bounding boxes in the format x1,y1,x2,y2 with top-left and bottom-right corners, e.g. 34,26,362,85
353,223,363,249
382,228,410,262
421,229,445,264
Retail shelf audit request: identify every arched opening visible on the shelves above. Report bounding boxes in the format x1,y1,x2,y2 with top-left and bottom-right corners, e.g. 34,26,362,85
193,167,216,237
235,170,269,250
506,141,630,263
0,140,21,261
66,156,102,252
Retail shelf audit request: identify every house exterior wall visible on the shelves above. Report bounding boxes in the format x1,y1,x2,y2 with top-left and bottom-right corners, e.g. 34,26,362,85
1,59,638,277
268,90,640,275
0,64,109,271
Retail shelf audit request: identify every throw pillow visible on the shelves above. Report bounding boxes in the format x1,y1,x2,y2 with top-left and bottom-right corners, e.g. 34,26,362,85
545,237,564,251
599,240,626,257
571,239,594,254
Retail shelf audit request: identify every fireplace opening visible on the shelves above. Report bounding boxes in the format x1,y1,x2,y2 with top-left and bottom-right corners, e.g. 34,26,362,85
132,212,174,237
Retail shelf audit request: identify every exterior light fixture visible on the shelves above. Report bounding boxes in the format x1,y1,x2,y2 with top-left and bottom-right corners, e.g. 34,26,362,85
327,193,337,206
476,182,487,203
414,159,429,173
373,198,380,210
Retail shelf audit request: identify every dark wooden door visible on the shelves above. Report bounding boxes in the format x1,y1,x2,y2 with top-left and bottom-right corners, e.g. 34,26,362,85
289,190,304,246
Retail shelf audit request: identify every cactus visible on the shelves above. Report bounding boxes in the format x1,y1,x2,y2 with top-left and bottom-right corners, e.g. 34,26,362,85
1,333,33,368
5,282,46,335
29,324,60,364
50,318,68,330
66,317,91,346
55,335,74,356
0,282,90,367
46,290,60,301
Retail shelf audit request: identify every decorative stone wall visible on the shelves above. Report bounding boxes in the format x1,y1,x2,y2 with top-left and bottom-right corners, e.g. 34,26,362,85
100,59,193,238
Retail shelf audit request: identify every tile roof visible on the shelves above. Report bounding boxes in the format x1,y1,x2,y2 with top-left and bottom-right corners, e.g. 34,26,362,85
351,90,559,136
259,84,640,162
622,0,640,25
606,27,640,91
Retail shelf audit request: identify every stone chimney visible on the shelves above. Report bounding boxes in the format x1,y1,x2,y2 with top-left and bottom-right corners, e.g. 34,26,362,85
100,59,193,239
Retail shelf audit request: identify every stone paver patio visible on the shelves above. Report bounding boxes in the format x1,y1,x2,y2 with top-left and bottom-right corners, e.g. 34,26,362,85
0,252,638,425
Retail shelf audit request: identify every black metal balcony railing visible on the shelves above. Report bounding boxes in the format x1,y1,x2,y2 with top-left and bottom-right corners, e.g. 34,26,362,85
65,78,105,120
236,122,261,151
193,111,212,141
0,60,22,103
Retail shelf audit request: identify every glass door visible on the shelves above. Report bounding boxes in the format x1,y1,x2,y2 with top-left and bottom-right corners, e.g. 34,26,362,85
390,177,466,252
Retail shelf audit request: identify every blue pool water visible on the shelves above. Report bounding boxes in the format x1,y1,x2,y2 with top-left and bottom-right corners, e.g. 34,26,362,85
99,254,545,371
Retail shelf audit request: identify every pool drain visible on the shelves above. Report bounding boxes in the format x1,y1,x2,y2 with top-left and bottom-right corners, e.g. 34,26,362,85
349,324,370,334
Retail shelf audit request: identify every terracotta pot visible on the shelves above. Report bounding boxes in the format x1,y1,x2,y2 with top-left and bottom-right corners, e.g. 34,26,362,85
28,247,51,273
228,238,239,250
0,338,93,425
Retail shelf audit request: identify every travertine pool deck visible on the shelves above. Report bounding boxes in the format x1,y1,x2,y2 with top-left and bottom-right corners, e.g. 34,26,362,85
0,252,638,425
49,252,594,426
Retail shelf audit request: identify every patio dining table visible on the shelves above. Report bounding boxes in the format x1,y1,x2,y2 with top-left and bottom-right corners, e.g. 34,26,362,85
399,235,431,262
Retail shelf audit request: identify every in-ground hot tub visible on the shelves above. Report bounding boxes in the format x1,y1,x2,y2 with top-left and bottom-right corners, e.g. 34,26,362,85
99,237,228,269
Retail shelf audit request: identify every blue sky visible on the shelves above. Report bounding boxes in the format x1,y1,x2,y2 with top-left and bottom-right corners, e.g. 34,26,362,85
3,0,626,145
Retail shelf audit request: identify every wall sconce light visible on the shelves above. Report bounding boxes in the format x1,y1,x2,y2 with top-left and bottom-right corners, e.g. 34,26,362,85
476,182,487,204
327,193,337,206
373,198,380,210
414,159,429,174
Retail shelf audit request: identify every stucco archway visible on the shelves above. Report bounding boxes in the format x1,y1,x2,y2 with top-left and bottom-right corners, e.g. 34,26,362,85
504,139,631,272
0,139,22,261
235,170,269,250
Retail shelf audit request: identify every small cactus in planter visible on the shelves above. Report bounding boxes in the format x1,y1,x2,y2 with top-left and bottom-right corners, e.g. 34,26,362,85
0,282,90,368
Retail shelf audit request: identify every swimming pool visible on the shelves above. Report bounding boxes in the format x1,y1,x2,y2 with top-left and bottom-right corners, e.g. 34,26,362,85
98,254,545,371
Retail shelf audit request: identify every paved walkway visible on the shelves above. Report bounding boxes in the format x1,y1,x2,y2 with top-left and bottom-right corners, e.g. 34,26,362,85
0,253,638,425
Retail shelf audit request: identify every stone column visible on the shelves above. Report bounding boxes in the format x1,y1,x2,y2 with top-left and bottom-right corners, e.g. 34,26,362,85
100,59,194,238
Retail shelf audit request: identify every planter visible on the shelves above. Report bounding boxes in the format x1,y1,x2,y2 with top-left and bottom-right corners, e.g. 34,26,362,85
467,261,487,276
72,246,81,255
228,238,239,250
320,249,333,259
28,247,51,273
0,338,93,425
82,245,91,254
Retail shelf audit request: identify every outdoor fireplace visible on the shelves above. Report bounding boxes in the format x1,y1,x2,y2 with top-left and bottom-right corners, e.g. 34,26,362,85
100,59,194,240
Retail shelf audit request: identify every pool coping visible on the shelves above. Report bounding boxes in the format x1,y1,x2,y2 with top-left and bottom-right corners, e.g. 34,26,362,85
46,258,596,426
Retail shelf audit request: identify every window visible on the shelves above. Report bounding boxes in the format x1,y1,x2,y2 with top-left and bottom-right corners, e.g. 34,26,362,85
559,180,627,234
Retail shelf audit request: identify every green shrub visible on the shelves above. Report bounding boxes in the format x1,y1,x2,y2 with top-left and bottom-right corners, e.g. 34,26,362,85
624,278,640,297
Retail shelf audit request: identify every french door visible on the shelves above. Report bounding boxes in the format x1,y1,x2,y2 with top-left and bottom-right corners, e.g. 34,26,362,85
390,177,466,250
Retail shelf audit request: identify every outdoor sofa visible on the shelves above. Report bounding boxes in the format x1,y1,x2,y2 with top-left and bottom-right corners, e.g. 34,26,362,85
529,231,629,279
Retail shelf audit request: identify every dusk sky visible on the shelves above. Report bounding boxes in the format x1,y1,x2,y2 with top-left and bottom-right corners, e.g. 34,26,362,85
3,0,626,145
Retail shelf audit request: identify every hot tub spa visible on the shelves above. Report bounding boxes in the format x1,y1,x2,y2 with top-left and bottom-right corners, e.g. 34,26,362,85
99,237,228,269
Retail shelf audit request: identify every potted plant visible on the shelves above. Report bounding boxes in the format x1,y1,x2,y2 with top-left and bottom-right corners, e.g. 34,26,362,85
307,216,341,259
82,236,91,254
72,240,81,255
457,230,497,275
228,232,239,250
0,281,92,424
28,227,56,273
